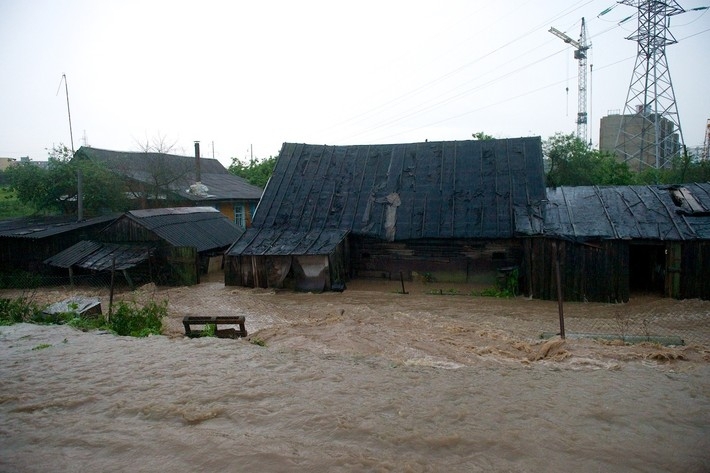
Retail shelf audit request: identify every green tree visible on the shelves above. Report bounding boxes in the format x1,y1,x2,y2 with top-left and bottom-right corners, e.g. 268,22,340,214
5,145,129,216
228,156,276,188
544,133,634,187
472,131,495,140
633,149,710,185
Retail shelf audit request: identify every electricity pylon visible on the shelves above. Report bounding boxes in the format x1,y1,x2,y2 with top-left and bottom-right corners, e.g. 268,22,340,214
549,18,591,144
614,0,685,170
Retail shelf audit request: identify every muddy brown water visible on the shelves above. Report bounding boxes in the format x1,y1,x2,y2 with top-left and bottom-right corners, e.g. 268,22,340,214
1,279,709,472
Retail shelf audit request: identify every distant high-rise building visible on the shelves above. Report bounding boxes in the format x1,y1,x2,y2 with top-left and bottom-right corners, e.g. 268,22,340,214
600,110,679,171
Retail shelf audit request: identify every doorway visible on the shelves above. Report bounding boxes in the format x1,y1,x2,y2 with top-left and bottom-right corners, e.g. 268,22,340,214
628,243,665,295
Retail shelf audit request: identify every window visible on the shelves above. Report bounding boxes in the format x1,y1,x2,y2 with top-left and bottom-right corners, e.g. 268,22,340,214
234,205,245,229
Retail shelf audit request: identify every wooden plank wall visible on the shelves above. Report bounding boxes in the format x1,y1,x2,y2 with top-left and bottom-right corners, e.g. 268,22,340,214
680,241,710,300
350,236,522,284
524,238,629,303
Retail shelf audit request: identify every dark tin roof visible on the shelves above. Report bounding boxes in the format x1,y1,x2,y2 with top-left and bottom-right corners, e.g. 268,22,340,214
0,214,118,239
229,228,350,256
44,240,152,271
519,183,710,241
123,206,244,252
75,146,263,201
229,138,546,256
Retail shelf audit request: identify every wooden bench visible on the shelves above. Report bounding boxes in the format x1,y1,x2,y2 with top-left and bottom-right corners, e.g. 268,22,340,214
183,315,248,339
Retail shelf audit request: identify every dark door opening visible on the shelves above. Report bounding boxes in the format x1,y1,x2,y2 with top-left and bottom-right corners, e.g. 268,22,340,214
628,244,665,295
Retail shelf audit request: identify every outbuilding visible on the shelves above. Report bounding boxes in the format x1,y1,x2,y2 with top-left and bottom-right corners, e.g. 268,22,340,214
226,138,546,291
46,207,244,286
518,183,710,302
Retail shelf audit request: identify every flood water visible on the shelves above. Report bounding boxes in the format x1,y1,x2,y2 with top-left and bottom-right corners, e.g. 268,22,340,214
1,319,709,472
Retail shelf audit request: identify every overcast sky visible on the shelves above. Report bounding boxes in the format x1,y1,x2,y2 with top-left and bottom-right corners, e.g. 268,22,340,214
1,0,708,167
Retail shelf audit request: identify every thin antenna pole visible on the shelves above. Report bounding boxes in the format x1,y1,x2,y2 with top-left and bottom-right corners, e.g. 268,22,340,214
589,63,593,147
61,74,75,153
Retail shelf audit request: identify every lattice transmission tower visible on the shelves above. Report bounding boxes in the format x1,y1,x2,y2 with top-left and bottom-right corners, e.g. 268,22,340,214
614,0,686,170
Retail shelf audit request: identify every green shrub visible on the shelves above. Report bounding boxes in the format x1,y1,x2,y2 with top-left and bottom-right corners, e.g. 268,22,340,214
109,300,166,337
202,323,216,337
0,297,42,325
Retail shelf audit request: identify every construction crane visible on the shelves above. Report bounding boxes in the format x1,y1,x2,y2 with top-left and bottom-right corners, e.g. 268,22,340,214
549,18,591,145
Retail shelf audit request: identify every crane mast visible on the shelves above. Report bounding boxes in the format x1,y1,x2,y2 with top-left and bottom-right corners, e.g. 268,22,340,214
549,18,591,144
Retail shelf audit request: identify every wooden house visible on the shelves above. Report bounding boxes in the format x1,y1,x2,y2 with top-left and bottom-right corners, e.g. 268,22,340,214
74,146,263,229
517,184,710,302
225,138,547,291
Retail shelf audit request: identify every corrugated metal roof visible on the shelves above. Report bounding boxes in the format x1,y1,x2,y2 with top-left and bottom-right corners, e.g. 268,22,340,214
229,138,546,256
45,240,152,271
76,146,263,201
123,206,243,251
517,183,710,241
0,214,118,239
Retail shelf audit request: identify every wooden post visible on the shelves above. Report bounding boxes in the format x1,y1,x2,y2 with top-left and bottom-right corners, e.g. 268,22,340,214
108,257,116,324
399,271,408,294
553,241,565,339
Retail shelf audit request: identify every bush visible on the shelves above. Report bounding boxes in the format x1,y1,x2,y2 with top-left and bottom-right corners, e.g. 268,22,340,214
109,300,166,337
0,296,42,325
0,295,166,338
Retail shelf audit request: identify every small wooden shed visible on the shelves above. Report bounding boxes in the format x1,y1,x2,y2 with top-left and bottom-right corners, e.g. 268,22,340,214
0,214,117,275
46,207,244,286
517,184,710,302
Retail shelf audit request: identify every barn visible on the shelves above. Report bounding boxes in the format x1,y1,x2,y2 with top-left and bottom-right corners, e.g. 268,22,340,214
518,183,710,302
225,138,546,291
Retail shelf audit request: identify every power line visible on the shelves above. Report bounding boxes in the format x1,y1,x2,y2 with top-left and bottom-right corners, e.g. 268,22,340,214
321,1,597,134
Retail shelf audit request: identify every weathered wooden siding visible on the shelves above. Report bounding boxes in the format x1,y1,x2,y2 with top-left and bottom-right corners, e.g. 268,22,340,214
100,217,164,244
524,238,629,303
680,241,710,300
350,236,522,284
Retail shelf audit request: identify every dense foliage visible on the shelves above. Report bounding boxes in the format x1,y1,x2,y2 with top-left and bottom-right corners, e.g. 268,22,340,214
228,156,277,188
544,133,634,187
544,133,710,187
4,145,129,216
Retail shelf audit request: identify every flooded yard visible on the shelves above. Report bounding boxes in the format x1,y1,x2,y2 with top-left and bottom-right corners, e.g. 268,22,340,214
1,279,709,472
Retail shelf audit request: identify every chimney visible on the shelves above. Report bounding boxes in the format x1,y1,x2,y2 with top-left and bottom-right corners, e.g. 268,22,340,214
194,141,201,182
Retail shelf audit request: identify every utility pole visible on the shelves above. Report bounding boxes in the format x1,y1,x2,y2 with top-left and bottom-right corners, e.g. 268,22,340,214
58,74,81,219
549,18,591,145
58,74,75,153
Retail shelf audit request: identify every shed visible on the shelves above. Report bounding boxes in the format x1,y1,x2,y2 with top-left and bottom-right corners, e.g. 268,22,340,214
45,207,244,286
0,214,118,276
226,138,546,291
517,183,710,302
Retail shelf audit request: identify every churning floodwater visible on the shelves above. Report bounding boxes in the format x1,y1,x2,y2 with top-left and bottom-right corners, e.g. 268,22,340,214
1,322,708,473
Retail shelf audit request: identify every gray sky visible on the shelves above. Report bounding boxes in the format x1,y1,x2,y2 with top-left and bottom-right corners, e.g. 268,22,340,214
1,0,708,167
